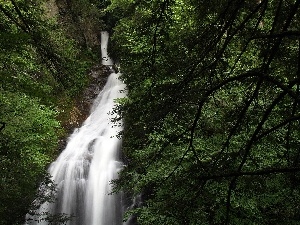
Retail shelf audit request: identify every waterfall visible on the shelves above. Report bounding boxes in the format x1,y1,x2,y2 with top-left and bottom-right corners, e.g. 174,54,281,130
27,32,127,225
101,31,113,66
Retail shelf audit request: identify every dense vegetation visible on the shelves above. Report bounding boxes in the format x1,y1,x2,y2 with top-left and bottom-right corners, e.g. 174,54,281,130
107,0,300,224
1,0,299,224
0,0,103,224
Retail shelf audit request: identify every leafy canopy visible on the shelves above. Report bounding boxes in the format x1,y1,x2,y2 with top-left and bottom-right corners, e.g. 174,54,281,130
0,0,100,224
109,0,300,224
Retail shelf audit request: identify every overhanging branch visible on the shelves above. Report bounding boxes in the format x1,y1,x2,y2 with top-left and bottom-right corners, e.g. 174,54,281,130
198,166,300,181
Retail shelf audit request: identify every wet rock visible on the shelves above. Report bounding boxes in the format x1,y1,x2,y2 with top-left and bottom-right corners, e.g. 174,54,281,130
62,64,112,136
82,64,110,104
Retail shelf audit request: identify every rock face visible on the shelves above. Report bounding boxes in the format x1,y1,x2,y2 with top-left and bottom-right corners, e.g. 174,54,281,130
45,0,104,48
73,64,112,127
54,0,103,49
43,0,59,18
82,65,112,109
58,64,112,152
43,1,110,152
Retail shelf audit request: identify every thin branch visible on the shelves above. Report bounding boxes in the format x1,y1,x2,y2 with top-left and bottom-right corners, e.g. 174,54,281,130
0,4,28,32
224,88,290,223
165,147,189,181
292,39,300,165
150,0,169,69
269,0,283,34
225,178,236,225
251,31,300,40
0,122,5,132
200,70,299,104
10,0,31,32
212,79,263,167
256,115,300,141
237,90,288,172
229,0,269,73
198,167,300,180
145,128,190,169
263,0,300,69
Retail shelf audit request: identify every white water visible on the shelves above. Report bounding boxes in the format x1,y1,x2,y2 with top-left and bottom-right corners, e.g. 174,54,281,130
27,32,127,225
101,31,114,66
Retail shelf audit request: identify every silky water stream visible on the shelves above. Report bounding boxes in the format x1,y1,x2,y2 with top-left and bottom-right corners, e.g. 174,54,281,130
27,31,127,225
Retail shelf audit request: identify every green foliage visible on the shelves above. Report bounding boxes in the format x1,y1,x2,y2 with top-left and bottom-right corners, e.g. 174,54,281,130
55,0,106,51
0,0,100,224
25,173,72,225
109,0,300,224
0,91,61,225
0,0,99,98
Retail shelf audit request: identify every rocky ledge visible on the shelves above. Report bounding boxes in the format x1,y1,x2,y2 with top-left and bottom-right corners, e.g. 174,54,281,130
70,64,113,128
58,64,113,151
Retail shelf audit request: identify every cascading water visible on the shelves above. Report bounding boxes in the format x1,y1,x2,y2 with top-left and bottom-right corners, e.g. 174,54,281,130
27,31,127,225
101,31,113,66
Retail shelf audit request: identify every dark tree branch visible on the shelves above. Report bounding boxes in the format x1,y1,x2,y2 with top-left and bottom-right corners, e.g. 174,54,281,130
224,87,290,224
198,167,300,180
256,115,300,141
263,0,300,69
10,0,31,32
212,79,263,167
201,71,299,106
190,144,201,164
269,0,283,35
0,4,28,32
292,39,300,165
0,122,5,132
221,0,268,53
237,90,288,172
181,0,268,89
229,0,268,73
188,100,206,163
150,0,169,69
251,31,300,40
225,178,236,225
165,147,189,181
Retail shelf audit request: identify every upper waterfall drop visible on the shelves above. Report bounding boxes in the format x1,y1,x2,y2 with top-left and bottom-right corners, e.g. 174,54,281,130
101,31,114,66
26,32,128,225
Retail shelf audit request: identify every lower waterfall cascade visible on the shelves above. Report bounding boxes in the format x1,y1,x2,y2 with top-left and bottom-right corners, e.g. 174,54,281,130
26,31,128,225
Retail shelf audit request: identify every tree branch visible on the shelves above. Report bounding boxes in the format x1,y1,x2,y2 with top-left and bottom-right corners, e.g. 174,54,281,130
198,167,300,181
0,4,28,32
212,79,263,167
251,31,300,40
0,122,5,132
257,115,300,141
